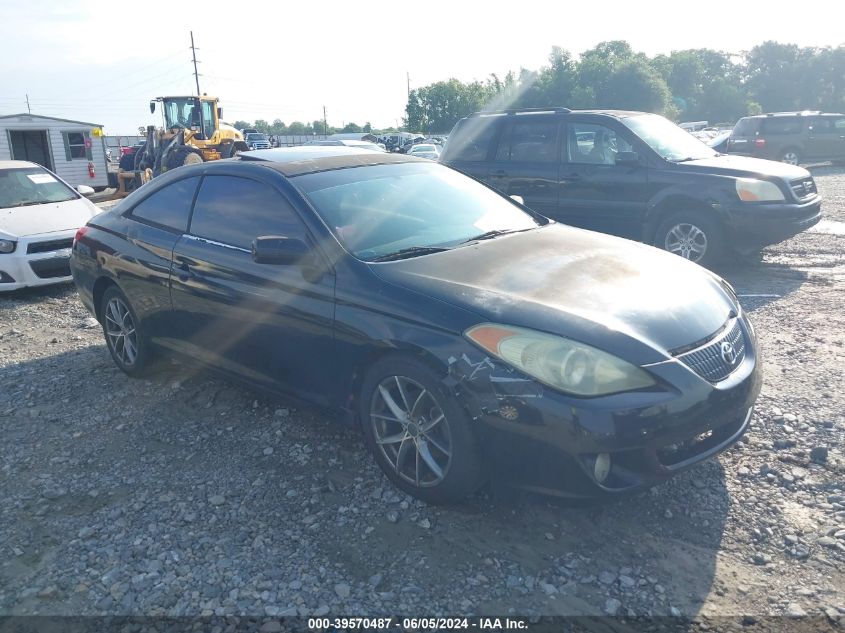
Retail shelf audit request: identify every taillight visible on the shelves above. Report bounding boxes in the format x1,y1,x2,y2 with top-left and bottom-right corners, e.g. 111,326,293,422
73,226,89,245
754,138,766,148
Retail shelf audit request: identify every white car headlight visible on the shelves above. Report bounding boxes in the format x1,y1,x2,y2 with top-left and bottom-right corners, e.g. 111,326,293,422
0,239,17,254
735,178,785,202
465,324,656,396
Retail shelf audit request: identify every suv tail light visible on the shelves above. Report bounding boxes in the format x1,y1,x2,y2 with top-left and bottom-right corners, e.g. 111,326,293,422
754,138,766,148
73,226,89,245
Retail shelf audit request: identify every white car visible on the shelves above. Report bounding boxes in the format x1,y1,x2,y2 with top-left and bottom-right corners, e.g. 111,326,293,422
0,160,100,291
407,143,441,160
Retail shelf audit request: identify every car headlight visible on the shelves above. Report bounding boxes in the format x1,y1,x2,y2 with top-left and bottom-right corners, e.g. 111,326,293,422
735,178,785,202
465,324,656,396
0,239,17,254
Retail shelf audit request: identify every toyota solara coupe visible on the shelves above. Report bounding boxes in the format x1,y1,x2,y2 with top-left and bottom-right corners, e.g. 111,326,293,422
71,147,761,503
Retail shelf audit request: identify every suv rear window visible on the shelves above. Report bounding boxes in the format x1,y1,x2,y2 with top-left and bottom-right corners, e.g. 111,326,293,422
731,118,757,136
442,118,499,161
760,118,805,135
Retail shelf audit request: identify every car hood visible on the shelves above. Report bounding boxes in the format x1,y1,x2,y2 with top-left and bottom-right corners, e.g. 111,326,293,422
370,225,735,361
678,155,810,180
0,197,99,237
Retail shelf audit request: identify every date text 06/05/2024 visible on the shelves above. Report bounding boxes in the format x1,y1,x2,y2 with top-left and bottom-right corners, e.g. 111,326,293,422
307,617,529,630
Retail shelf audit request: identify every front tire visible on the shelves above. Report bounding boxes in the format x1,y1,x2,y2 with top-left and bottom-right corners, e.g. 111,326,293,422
165,146,204,170
359,357,484,504
100,286,156,377
654,211,725,268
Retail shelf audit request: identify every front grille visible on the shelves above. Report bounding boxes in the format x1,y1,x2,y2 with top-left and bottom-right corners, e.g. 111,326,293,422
29,257,71,279
677,318,745,383
27,238,73,254
790,177,817,200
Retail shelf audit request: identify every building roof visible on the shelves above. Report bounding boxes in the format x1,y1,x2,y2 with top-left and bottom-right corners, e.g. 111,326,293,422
0,113,103,127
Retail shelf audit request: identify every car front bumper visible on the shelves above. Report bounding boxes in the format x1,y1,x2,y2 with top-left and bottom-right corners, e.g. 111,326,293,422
448,316,761,497
0,229,77,292
726,197,822,251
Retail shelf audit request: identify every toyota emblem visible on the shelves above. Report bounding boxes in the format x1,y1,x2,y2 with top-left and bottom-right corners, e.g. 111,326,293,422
720,341,738,365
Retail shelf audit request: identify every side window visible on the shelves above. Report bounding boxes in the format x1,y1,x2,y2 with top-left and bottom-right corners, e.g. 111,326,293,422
190,176,305,250
495,119,559,163
834,118,845,131
201,101,215,138
445,119,499,161
129,176,199,232
810,118,834,134
567,123,633,166
760,118,804,135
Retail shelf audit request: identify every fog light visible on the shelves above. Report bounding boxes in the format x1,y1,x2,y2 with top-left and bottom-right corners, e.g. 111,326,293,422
594,453,611,483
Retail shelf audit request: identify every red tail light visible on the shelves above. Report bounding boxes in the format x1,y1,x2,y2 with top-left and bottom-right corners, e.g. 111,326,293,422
754,138,766,148
73,226,89,245
88,162,96,178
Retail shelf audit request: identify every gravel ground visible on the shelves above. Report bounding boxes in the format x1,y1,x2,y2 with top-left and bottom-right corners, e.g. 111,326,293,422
1,166,844,629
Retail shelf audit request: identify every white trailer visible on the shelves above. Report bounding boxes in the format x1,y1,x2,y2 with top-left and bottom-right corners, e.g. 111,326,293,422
0,114,109,191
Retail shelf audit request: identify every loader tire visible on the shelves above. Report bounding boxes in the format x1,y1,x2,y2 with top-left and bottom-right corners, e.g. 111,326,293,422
165,146,204,171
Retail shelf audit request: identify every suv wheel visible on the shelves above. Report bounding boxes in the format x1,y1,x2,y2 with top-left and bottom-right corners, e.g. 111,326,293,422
655,212,724,268
780,148,800,165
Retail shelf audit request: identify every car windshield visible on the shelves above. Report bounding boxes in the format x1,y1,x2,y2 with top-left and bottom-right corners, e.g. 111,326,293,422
247,134,268,140
294,162,543,261
411,144,436,153
623,114,718,161
0,167,78,209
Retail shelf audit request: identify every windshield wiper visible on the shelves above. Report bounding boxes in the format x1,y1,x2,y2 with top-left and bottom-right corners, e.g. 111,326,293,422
670,157,701,163
369,246,451,262
460,227,535,245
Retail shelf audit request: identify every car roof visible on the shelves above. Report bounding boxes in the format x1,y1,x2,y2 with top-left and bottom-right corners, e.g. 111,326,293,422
0,160,42,170
237,146,425,177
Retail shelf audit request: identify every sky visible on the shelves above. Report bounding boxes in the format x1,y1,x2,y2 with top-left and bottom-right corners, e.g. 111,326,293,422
0,0,842,134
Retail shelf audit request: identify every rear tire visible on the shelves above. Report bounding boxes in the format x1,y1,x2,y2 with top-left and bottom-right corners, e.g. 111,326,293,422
100,286,157,377
654,211,725,268
359,357,484,504
780,148,800,165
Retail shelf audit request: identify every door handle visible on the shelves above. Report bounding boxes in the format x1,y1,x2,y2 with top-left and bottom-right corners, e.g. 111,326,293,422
174,258,195,282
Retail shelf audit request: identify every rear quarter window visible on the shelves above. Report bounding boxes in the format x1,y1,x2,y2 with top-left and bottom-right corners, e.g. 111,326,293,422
442,118,500,162
128,176,199,232
760,118,805,135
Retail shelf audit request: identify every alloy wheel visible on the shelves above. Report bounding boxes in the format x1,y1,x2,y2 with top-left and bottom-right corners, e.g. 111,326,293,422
664,222,708,262
782,151,799,165
369,375,453,488
104,297,138,367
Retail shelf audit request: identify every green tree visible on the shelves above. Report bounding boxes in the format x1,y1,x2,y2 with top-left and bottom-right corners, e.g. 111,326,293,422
602,58,674,114
233,120,252,130
253,119,270,133
269,119,286,135
287,121,307,135
341,122,363,133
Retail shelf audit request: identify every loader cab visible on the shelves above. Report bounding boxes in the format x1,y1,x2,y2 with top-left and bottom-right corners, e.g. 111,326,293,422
154,96,219,143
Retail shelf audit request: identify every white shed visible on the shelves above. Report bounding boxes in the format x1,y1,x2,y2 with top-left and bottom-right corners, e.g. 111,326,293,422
0,114,109,190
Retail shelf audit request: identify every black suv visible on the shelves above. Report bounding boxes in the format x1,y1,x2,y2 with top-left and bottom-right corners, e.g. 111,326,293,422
727,111,845,165
440,108,822,266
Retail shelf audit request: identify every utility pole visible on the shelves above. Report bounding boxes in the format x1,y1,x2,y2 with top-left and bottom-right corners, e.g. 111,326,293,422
25,94,31,114
190,31,201,96
323,106,328,136
407,72,410,101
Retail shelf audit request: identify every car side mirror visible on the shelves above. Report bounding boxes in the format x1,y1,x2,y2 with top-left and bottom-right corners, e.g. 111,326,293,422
149,101,156,114
615,151,640,166
510,195,524,205
77,185,95,196
252,236,309,265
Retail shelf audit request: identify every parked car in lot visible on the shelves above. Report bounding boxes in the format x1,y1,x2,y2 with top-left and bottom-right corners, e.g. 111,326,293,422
245,133,272,150
440,108,822,266
0,160,100,291
728,111,845,165
407,143,440,160
71,147,760,503
304,139,386,152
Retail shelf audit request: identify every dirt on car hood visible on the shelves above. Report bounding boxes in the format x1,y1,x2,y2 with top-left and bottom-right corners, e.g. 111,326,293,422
371,224,735,358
